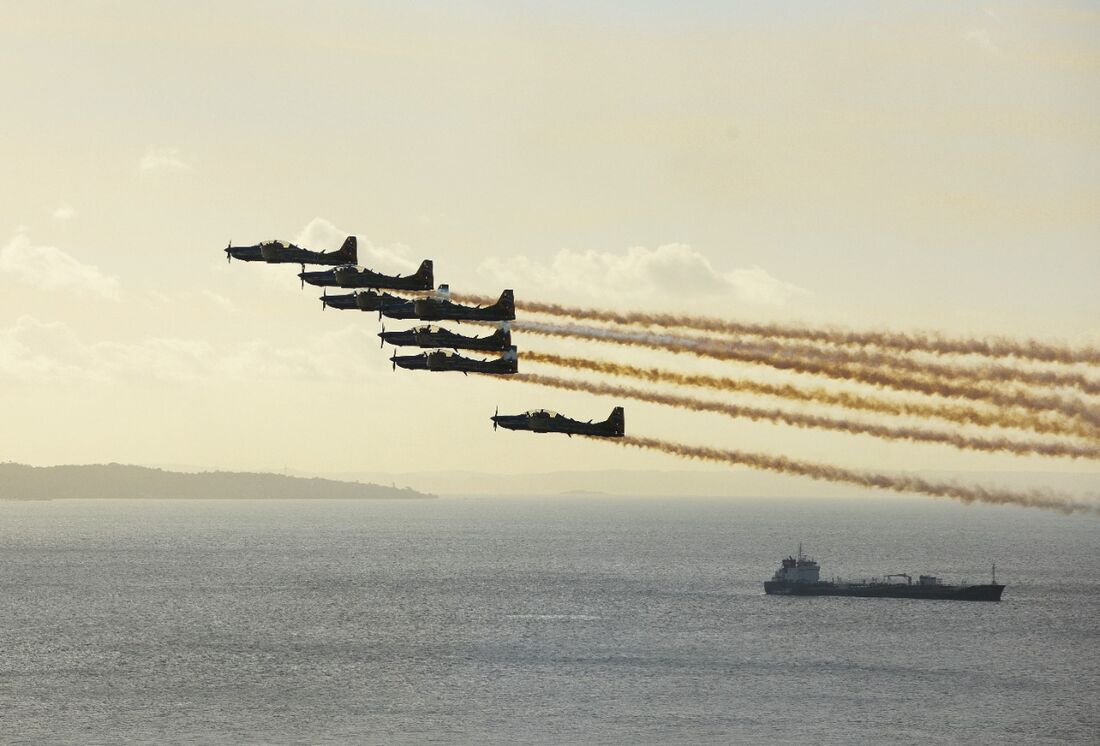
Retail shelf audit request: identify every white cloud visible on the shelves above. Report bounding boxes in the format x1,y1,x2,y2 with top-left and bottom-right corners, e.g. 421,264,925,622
139,146,193,174
52,205,77,221
296,217,418,273
0,316,379,385
0,233,120,299
200,290,237,312
477,244,807,306
963,29,1002,57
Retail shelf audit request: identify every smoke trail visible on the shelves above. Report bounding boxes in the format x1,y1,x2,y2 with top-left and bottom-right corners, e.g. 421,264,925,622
605,436,1100,514
457,294,1100,365
512,321,1100,430
696,336,1100,395
508,373,1100,461
522,351,1100,441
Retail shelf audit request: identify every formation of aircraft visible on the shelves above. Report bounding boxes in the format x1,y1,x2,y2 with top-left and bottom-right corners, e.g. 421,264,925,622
491,406,625,438
223,234,624,439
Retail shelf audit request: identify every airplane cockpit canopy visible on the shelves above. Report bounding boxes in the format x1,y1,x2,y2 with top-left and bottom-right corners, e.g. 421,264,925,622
526,409,559,418
261,239,294,249
414,325,443,334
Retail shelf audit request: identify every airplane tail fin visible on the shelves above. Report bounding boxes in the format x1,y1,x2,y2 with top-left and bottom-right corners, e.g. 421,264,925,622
495,327,512,348
606,406,625,436
415,259,434,285
502,345,518,361
494,289,515,318
337,236,357,264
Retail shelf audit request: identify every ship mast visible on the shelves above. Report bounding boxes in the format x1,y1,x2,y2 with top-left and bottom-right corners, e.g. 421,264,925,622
992,562,996,585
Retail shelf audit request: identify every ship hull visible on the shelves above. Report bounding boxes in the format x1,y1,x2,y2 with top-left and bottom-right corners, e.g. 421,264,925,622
764,581,1004,601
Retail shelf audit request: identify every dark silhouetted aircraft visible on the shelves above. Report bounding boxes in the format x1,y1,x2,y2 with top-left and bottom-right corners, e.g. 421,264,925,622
391,347,518,375
337,260,433,290
299,259,434,291
378,324,511,352
491,406,625,438
225,236,357,266
317,290,416,318
413,288,515,323
318,291,359,310
356,291,417,319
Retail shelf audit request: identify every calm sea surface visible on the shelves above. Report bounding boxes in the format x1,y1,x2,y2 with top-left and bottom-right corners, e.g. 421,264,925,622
1,496,1097,745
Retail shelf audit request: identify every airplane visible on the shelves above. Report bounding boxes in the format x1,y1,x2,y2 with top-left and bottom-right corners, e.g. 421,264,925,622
378,324,512,352
318,291,358,310
225,236,357,266
317,290,417,318
413,288,515,323
299,259,434,291
356,291,417,319
491,406,625,438
390,346,518,375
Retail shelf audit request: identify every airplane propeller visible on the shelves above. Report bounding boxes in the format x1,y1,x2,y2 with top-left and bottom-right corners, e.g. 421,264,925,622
391,352,397,371
321,289,327,311
226,240,232,263
379,323,385,349
493,405,498,431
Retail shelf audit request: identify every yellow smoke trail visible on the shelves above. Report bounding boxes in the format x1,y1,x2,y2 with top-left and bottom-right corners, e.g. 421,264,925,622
507,373,1100,461
606,436,1100,515
456,294,1100,365
522,351,1100,441
511,322,1100,430
700,337,1100,395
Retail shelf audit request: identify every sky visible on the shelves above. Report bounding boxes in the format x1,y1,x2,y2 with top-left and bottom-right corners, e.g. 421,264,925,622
1,2,1097,483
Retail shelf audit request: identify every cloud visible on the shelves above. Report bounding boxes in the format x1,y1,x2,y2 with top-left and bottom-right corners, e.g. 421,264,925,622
477,244,807,306
200,290,237,312
0,316,379,385
139,146,193,174
963,29,1002,57
296,217,418,273
52,205,77,221
0,233,120,299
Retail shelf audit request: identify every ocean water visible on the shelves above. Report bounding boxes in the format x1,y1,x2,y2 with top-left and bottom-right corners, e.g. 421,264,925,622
0,496,1096,745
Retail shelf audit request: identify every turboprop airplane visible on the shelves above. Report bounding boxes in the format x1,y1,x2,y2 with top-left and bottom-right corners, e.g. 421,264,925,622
413,288,515,323
377,324,511,352
225,236,357,266
390,347,518,375
491,407,625,438
317,290,416,318
299,259,434,291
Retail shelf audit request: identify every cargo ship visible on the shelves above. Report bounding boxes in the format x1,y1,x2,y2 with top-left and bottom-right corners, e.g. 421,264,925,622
764,547,1004,601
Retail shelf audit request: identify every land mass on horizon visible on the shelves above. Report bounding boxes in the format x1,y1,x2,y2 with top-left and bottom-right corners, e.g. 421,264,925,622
0,463,434,501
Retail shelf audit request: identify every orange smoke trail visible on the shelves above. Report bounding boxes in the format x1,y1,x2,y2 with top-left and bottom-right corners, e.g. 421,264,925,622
507,373,1100,461
522,351,1100,441
605,436,1100,514
456,294,1100,365
511,322,1100,430
693,337,1100,395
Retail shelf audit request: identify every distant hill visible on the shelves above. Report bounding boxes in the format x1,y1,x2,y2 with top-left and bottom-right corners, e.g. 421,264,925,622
0,463,434,501
317,467,1100,499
